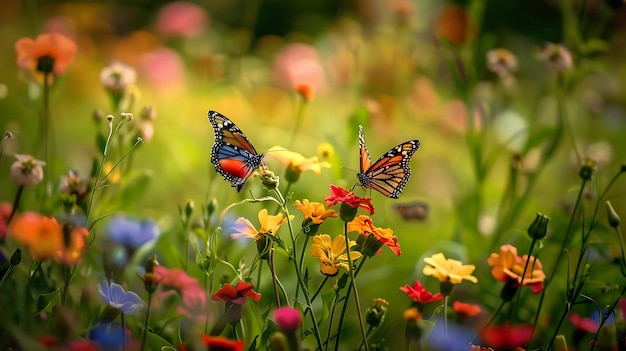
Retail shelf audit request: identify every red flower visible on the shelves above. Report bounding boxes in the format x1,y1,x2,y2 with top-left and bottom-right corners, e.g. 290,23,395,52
481,323,533,349
568,313,598,333
201,335,245,351
155,266,206,315
324,185,374,215
399,280,443,305
0,202,11,240
212,281,261,304
15,33,77,75
452,301,482,317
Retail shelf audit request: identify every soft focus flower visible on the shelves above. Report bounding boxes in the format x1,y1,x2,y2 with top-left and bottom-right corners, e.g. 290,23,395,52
15,33,77,75
569,313,599,333
273,43,326,93
423,253,478,284
311,234,362,276
98,281,145,315
106,216,159,249
60,170,89,201
274,306,302,332
433,4,475,45
156,1,208,38
268,146,331,181
487,244,546,294
200,335,245,351
155,265,206,314
486,48,518,77
212,281,262,304
294,199,337,224
536,42,573,72
403,306,422,321
88,322,134,350
10,154,45,186
452,301,482,317
140,47,186,94
325,185,374,215
229,209,287,240
10,213,87,265
295,83,314,101
480,323,533,349
100,61,137,93
317,142,334,161
400,279,443,305
0,202,12,240
39,335,99,351
103,162,121,184
365,298,389,328
348,215,401,256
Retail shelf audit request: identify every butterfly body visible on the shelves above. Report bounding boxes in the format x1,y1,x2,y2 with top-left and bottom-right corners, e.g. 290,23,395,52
208,111,265,192
357,126,419,198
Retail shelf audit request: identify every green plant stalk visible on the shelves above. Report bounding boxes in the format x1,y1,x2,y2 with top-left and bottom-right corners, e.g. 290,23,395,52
509,238,538,321
474,299,507,343
334,258,367,351
289,98,308,148
60,265,71,305
121,313,126,351
269,248,281,307
6,186,24,227
42,71,51,204
140,291,153,351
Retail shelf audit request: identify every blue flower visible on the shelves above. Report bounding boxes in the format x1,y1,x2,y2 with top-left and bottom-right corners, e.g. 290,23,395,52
88,322,126,348
106,217,159,248
98,280,145,315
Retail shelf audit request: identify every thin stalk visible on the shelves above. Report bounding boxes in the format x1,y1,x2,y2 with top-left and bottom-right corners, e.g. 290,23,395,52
509,239,538,321
6,186,24,226
474,299,507,342
140,291,153,351
269,248,281,307
121,313,127,351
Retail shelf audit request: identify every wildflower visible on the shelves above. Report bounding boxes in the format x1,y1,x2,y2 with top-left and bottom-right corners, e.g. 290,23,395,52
480,323,533,349
423,253,478,285
142,255,159,294
15,32,77,76
486,48,517,77
39,336,99,351
487,244,546,294
88,322,134,350
569,313,598,333
399,279,443,305
256,166,280,191
325,185,375,221
212,281,261,325
433,4,475,45
98,280,145,315
536,42,573,72
100,61,137,94
311,234,362,276
348,215,401,256
268,146,331,182
156,1,207,38
60,170,89,201
452,301,482,317
10,154,45,186
229,209,287,240
294,199,337,235
274,306,302,332
106,216,159,249
200,335,245,351
403,307,423,341
365,298,389,328
295,83,314,101
56,223,88,266
140,47,186,94
317,142,334,161
273,43,326,95
155,265,206,315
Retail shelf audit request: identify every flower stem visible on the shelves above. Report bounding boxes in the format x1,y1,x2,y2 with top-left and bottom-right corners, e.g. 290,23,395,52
443,295,449,336
6,185,24,227
269,248,281,307
42,71,51,204
121,313,127,351
140,291,153,351
509,238,538,321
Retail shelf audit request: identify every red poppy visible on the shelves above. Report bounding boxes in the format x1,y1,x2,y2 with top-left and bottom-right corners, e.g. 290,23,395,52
212,281,261,304
452,301,482,317
399,279,443,305
15,33,77,75
324,185,374,215
481,323,533,349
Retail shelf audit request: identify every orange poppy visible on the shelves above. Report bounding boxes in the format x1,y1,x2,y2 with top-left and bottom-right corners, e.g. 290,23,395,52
15,33,77,76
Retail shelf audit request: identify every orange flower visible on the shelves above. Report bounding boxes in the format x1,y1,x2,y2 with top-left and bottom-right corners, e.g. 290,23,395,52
15,33,77,76
433,4,475,45
9,212,87,265
488,244,546,294
348,215,401,256
294,199,337,224
452,301,482,317
295,83,314,101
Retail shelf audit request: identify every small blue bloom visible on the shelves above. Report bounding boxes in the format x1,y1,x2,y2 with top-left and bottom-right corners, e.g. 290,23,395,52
106,217,159,248
89,322,126,348
98,280,145,315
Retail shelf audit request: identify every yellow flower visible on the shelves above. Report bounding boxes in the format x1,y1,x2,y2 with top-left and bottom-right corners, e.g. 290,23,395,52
230,209,287,240
294,199,337,224
423,253,478,284
311,234,362,276
317,143,334,161
268,146,331,176
103,162,121,184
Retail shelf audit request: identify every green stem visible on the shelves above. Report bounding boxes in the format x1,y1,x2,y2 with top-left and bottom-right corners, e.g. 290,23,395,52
289,98,308,148
269,248,281,307
121,313,126,351
474,299,507,343
42,70,51,204
6,186,24,227
509,239,538,321
334,259,367,350
311,276,329,302
141,291,153,351
443,296,449,336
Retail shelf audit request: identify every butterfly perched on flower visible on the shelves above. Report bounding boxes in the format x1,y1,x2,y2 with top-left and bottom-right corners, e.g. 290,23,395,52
356,126,420,198
208,111,265,192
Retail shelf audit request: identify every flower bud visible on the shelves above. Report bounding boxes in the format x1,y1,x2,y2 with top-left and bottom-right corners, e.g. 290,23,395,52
10,248,21,266
403,307,423,341
274,306,302,332
528,212,550,240
269,332,289,351
365,298,389,328
284,162,301,183
579,159,595,181
259,168,280,191
10,154,45,186
439,281,455,297
606,201,620,228
184,199,195,219
339,202,358,222
554,335,568,351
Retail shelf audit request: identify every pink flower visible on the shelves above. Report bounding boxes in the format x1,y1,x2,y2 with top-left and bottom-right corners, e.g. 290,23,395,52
155,266,206,315
274,306,302,332
156,2,208,38
0,202,11,240
273,43,326,94
568,313,598,333
139,47,186,94
399,280,443,305
212,281,261,305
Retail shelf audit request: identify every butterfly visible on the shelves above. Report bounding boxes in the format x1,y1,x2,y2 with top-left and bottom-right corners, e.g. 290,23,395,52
208,111,265,192
392,201,429,221
356,125,420,198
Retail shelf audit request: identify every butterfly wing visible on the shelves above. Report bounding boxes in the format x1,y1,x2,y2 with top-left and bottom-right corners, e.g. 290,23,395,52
208,111,265,192
356,129,420,198
359,125,372,173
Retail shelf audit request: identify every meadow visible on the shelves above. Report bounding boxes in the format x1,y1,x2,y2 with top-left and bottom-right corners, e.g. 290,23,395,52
1,0,626,350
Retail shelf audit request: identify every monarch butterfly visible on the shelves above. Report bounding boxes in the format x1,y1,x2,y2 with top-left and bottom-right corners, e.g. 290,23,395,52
208,111,265,192
357,125,420,198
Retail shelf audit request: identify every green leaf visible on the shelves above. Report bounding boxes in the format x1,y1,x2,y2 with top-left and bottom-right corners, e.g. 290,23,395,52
142,331,174,350
35,288,60,314
320,289,336,324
